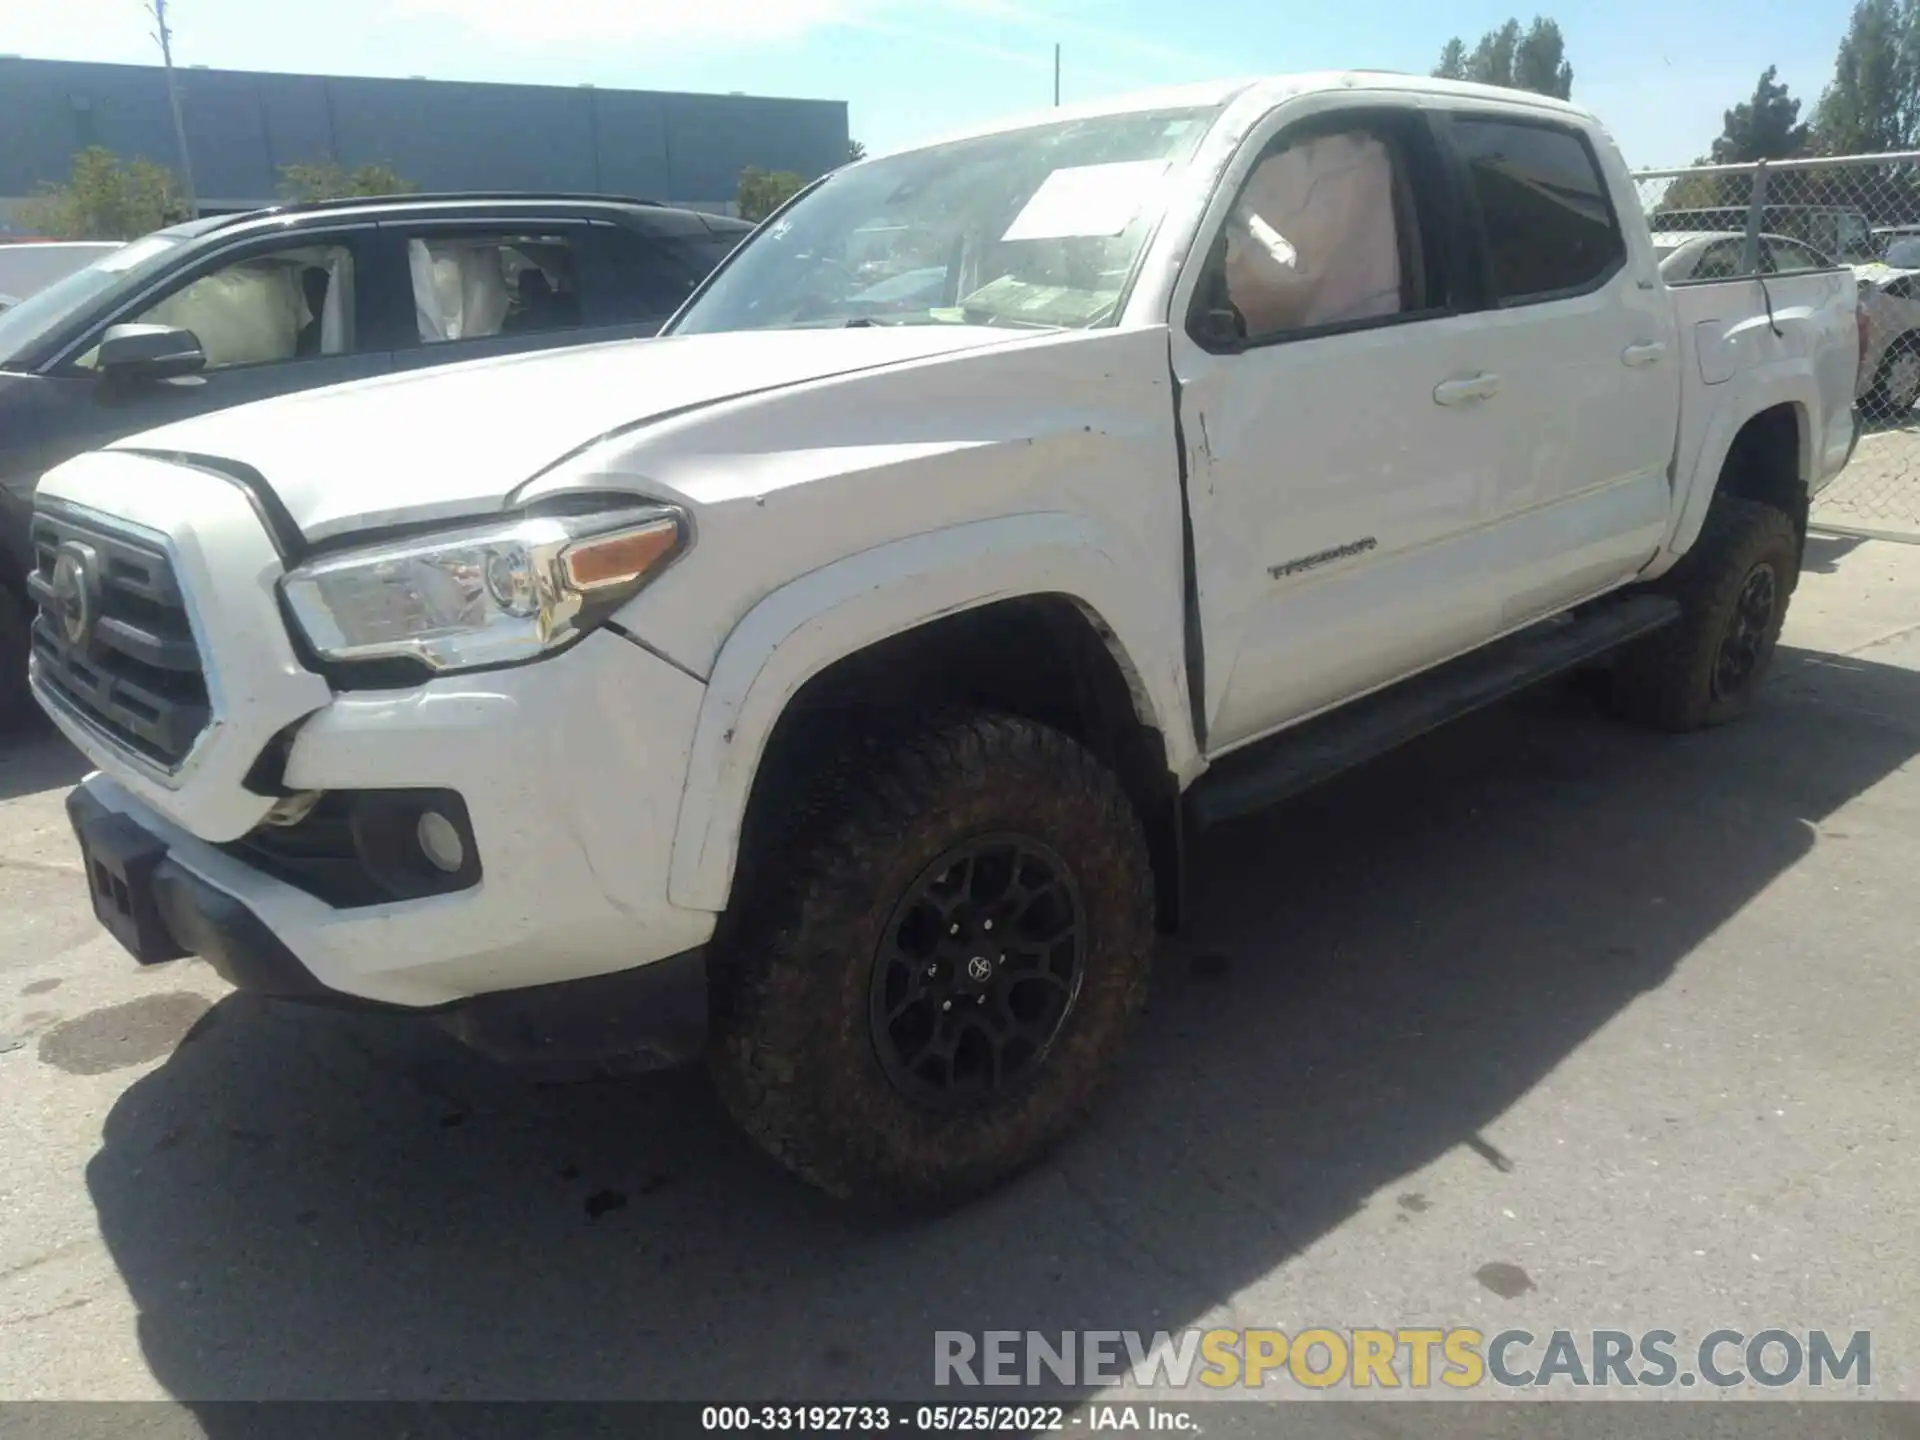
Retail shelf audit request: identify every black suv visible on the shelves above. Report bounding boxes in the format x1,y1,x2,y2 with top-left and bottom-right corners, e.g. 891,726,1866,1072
0,192,751,724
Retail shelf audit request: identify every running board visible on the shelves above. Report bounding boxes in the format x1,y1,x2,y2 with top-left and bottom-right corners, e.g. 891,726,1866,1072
1187,593,1681,830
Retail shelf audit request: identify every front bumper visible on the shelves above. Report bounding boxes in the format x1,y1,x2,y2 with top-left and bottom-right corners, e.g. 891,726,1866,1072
69,780,710,1070
64,625,718,1009
36,448,720,1036
70,782,365,1004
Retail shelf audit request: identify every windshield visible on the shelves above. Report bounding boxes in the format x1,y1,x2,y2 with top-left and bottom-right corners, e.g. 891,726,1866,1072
0,232,185,368
672,106,1220,335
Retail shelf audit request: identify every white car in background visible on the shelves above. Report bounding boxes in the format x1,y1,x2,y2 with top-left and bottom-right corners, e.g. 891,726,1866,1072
1654,229,1920,420
1652,228,1833,282
1852,234,1920,421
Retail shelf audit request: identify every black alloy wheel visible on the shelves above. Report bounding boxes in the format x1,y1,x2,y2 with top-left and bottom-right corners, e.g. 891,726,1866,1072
868,834,1086,1110
1712,563,1779,703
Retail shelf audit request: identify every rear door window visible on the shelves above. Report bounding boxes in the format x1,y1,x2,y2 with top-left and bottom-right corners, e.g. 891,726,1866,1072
402,231,583,344
1452,117,1625,304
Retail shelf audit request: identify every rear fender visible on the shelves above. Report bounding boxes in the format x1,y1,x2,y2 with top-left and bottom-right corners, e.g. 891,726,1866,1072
1653,356,1816,579
1653,269,1856,577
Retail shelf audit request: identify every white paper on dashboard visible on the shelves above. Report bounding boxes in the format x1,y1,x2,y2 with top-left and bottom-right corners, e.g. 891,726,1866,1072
1000,160,1170,242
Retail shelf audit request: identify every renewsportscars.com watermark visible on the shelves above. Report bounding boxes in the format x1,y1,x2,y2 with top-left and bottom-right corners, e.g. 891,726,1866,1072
934,1328,1871,1391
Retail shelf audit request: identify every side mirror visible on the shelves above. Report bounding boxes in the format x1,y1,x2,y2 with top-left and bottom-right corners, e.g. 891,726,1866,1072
1193,306,1247,351
95,323,206,382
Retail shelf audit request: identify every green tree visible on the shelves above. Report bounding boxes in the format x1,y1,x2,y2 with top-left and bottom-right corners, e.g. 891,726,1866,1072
847,138,868,163
1710,66,1811,162
1653,169,1731,214
1812,0,1920,154
1667,51,1918,239
1432,15,1572,99
1513,18,1574,99
1469,19,1523,89
738,166,807,222
278,159,418,202
19,146,188,239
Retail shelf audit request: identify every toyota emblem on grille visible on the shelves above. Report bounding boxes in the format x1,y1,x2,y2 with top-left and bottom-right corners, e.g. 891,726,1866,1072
48,541,102,648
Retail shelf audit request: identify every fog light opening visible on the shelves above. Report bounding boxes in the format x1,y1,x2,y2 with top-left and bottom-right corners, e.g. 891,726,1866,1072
416,809,467,874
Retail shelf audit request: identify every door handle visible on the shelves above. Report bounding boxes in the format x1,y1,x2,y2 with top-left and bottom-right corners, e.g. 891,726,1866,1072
1622,341,1668,367
1433,373,1501,406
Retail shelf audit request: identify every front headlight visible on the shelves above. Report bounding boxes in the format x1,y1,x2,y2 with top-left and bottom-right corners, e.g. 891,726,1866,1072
281,505,685,674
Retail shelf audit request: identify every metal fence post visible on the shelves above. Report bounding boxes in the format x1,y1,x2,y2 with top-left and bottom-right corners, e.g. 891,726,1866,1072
1741,160,1770,276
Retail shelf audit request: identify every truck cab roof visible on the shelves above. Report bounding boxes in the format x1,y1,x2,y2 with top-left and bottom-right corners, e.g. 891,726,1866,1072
894,71,1596,157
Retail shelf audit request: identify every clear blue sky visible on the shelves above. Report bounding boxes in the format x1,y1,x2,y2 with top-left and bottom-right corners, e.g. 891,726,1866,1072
1,0,1863,168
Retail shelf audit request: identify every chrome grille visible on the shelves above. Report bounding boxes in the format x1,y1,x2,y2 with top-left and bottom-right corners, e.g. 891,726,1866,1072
27,507,210,768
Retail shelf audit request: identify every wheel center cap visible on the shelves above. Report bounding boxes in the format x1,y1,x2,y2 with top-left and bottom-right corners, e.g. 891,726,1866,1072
966,955,994,983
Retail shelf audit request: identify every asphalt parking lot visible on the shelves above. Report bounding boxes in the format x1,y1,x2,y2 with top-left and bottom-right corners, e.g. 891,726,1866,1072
2,534,1918,1417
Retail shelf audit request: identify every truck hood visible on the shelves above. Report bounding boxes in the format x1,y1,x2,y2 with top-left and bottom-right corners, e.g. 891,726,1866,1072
108,327,1015,543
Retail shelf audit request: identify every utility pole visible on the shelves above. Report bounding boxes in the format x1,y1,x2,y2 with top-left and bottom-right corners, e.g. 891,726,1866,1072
148,0,200,218
1053,43,1061,106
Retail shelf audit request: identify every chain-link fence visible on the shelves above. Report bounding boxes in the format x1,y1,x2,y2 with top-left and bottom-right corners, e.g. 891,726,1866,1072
1633,152,1920,541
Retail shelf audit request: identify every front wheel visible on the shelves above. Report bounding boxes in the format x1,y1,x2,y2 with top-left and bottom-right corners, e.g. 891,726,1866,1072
708,712,1155,1207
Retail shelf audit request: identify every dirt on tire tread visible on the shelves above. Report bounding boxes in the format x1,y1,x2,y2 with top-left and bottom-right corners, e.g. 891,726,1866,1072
708,710,1155,1208
1611,496,1798,732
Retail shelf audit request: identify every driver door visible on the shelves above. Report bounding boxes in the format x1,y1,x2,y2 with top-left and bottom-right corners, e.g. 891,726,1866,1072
1171,99,1505,753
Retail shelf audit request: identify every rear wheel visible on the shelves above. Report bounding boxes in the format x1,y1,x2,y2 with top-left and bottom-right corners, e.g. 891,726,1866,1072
708,711,1155,1207
1611,497,1798,732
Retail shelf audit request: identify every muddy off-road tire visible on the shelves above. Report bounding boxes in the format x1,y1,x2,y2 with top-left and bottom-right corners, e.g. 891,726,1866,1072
0,586,35,734
708,711,1155,1207
1612,497,1799,732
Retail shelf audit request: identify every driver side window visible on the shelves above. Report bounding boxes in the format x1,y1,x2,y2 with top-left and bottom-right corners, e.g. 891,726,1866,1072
1190,117,1443,349
76,243,356,372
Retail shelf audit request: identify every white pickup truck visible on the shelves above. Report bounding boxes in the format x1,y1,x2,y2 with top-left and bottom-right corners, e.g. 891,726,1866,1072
31,74,1860,1205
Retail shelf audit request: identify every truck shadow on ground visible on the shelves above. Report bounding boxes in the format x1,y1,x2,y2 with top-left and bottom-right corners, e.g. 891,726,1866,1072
0,716,87,805
1800,532,1870,574
78,643,1920,1405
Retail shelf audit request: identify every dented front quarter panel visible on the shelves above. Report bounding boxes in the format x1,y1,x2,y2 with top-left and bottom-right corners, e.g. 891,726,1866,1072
514,325,1198,912
521,325,1193,692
